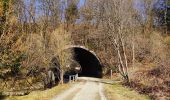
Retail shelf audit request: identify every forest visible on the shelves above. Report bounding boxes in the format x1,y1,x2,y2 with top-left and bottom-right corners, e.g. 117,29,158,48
0,0,170,100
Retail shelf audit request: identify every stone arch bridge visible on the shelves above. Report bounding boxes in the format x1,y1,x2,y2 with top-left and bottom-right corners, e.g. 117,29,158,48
45,45,103,88
63,45,103,78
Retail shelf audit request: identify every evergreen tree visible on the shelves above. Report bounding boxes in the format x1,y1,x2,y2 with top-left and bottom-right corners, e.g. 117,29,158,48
166,1,170,30
154,0,170,32
65,2,79,25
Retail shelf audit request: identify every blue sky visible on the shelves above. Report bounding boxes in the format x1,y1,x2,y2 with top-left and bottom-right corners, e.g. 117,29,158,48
23,0,166,22
78,0,85,8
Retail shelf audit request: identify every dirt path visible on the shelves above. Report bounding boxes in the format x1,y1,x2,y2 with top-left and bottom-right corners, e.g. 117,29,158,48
52,77,106,100
5,77,150,100
52,77,150,100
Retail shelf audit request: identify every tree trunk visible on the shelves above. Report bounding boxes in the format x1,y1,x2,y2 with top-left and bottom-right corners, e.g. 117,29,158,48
123,74,130,84
60,70,64,84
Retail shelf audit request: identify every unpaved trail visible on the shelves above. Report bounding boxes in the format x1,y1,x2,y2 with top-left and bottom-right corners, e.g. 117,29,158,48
52,77,149,100
52,77,106,100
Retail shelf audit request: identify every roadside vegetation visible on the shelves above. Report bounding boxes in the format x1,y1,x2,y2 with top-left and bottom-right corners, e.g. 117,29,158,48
104,82,150,100
5,84,71,100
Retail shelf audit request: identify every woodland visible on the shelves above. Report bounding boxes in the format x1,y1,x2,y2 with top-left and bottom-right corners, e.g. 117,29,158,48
0,0,170,99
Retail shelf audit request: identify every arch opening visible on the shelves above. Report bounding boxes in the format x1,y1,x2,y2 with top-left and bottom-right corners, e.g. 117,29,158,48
68,47,102,78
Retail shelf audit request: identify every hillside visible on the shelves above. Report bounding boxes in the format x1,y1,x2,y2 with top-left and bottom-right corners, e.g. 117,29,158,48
0,0,170,100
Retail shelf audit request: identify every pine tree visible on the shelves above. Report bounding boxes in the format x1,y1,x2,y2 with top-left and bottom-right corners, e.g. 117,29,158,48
166,1,170,30
65,2,79,25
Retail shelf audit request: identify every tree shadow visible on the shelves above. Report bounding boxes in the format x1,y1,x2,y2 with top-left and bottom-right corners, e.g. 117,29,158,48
0,93,6,100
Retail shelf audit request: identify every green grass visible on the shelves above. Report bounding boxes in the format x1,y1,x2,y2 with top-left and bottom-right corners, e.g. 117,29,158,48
5,84,71,100
104,82,150,100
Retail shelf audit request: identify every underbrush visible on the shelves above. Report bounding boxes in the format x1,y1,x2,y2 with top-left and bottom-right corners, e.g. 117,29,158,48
164,36,170,46
0,68,46,94
129,63,170,100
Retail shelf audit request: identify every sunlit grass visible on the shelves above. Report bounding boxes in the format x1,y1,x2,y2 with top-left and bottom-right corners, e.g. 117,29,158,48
104,82,150,100
5,84,71,100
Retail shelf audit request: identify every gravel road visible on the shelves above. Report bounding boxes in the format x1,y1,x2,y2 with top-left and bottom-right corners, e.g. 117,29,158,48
52,77,106,100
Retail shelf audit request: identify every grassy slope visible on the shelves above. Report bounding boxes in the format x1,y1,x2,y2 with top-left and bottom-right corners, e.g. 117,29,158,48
165,36,170,45
5,84,71,100
104,82,150,100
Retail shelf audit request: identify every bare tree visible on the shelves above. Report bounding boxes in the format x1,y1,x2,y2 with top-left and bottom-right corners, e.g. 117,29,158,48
89,0,141,83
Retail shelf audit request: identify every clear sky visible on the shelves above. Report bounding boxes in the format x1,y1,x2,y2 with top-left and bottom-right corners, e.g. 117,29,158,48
23,0,165,22
78,0,85,8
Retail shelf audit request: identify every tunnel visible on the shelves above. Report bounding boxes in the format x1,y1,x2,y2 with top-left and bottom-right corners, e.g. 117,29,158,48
70,47,103,78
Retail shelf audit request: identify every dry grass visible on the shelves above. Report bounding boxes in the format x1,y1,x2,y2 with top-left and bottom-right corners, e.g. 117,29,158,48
5,84,71,100
104,82,150,100
164,36,170,45
128,62,170,100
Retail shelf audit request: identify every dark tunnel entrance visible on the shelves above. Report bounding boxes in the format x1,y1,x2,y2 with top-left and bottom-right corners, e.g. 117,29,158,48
71,47,102,78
